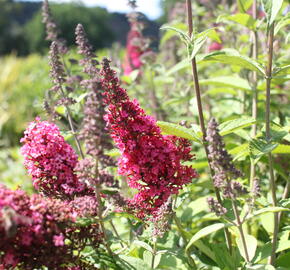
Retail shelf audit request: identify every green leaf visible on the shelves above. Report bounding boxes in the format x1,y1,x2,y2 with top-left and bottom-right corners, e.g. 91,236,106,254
275,15,290,35
186,223,226,251
199,28,221,43
189,33,208,60
160,22,187,45
160,25,191,45
253,242,272,263
194,240,217,263
229,143,249,160
75,92,88,103
249,138,279,160
236,234,257,261
219,117,256,136
246,265,275,270
276,240,290,253
250,207,290,218
153,253,162,269
165,59,191,76
118,255,152,270
105,148,121,157
142,250,152,267
157,121,201,143
201,49,265,74
237,0,253,13
273,144,290,154
262,0,284,26
199,76,252,91
133,240,153,253
277,252,290,267
254,240,290,263
273,64,290,75
279,198,290,208
212,244,241,269
218,13,257,30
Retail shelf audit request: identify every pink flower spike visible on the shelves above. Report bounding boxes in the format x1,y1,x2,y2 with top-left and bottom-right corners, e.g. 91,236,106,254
101,59,198,218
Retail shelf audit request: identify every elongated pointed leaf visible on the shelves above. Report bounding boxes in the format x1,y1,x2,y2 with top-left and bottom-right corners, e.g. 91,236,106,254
237,0,253,13
157,121,201,143
219,117,256,136
262,0,284,26
251,207,290,217
218,13,257,30
275,16,290,35
186,223,226,251
249,138,279,159
201,49,265,74
200,76,252,91
236,234,257,261
133,240,153,253
160,26,191,44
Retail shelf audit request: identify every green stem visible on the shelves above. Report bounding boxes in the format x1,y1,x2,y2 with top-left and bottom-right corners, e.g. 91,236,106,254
265,24,279,266
93,155,113,256
250,0,259,190
173,213,197,269
151,239,157,269
110,220,125,248
231,200,250,262
185,0,232,254
59,86,85,159
278,181,290,224
96,183,113,256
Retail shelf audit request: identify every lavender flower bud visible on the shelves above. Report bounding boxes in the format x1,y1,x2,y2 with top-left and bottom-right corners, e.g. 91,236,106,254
252,178,261,197
207,197,227,216
206,118,243,183
49,41,66,87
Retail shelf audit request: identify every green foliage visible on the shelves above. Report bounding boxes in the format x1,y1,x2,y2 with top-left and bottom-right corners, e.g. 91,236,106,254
0,54,49,147
262,0,284,27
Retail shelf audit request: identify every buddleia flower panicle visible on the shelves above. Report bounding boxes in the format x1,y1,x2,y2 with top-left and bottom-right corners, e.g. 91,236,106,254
207,197,227,216
100,58,198,218
206,118,247,201
20,117,91,199
0,185,102,269
42,0,68,54
75,24,99,76
74,24,116,188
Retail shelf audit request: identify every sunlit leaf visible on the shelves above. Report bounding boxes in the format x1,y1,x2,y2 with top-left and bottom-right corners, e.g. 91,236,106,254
236,234,257,261
201,49,265,74
157,121,201,143
219,117,256,136
262,0,284,27
186,223,226,251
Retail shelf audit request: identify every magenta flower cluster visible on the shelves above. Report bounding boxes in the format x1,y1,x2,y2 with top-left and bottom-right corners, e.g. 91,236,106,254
0,185,75,269
20,117,88,198
101,59,198,216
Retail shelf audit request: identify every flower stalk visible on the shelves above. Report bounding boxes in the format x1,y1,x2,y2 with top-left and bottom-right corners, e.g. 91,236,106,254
185,0,232,253
173,213,197,269
231,199,250,262
250,0,259,189
265,23,279,266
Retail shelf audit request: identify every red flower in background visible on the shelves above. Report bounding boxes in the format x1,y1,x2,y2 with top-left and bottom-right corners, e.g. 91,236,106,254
123,12,151,76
